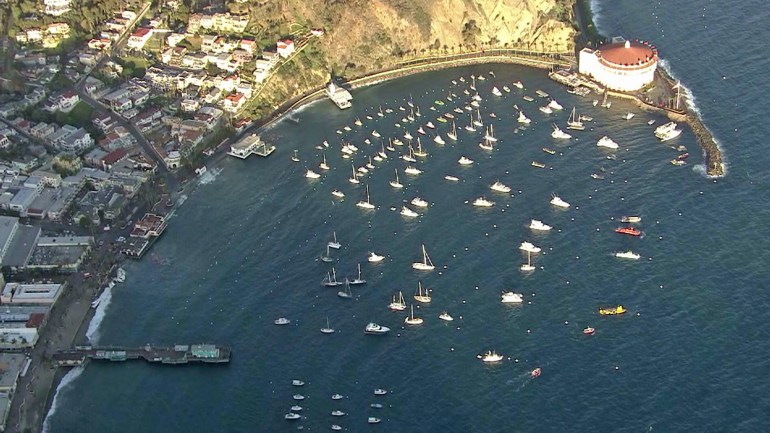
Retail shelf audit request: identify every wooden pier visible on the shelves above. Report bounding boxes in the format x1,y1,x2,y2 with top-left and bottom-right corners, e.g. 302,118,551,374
53,344,231,367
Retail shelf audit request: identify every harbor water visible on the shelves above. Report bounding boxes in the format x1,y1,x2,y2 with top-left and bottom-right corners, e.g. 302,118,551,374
45,1,770,431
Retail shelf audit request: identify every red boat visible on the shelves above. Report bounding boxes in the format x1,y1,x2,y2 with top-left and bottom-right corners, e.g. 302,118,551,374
677,153,689,160
531,367,541,378
583,327,596,335
615,227,641,236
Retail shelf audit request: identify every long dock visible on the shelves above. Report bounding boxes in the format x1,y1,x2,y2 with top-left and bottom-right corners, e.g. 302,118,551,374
53,344,231,367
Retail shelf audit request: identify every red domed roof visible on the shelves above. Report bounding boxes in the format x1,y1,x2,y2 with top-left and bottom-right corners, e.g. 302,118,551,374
599,40,657,67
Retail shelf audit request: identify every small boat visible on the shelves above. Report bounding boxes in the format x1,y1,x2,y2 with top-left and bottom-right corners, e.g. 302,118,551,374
444,175,460,182
483,125,497,142
331,410,346,417
400,206,419,217
370,403,383,409
293,394,305,400
547,99,563,110
517,111,531,124
319,154,330,170
472,197,495,207
439,312,454,321
332,190,345,199
425,121,435,129
275,317,290,325
368,252,385,263
320,245,334,263
615,226,641,236
567,107,584,130
417,127,426,135
389,291,407,311
285,413,301,420
90,297,101,309
531,161,546,169
480,350,503,363
404,166,422,175
292,380,305,386
305,169,321,179
412,245,435,271
490,181,511,193
291,405,303,411
591,173,605,180
365,323,390,335
551,124,571,139
615,251,641,260
513,81,524,89
337,280,353,299
458,156,474,165
677,152,689,160
411,197,428,208
535,89,549,98
671,159,687,166
328,232,341,249
531,368,541,378
322,268,344,287
373,389,388,395
331,394,344,400
521,251,535,272
349,164,360,184
522,95,534,102
491,86,503,97
404,131,413,140
356,184,375,210
321,317,335,334
402,147,417,163
655,121,682,141
542,147,556,155
620,216,642,223
599,305,627,316
539,105,553,114
354,117,363,126
372,130,381,138
389,169,403,188
501,292,523,304
116,267,126,283
404,304,423,325
583,327,596,335
597,136,619,149
413,280,431,303
433,134,445,145
647,119,656,125
550,195,570,208
368,417,382,424
291,150,300,162
413,139,428,157
331,425,342,431
447,122,458,141
623,112,635,120
519,241,541,253
529,219,552,231
348,263,366,285
478,139,494,151
502,85,511,93
677,145,688,152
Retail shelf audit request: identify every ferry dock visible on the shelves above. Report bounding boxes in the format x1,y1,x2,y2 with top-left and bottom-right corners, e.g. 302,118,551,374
228,133,275,159
53,344,231,367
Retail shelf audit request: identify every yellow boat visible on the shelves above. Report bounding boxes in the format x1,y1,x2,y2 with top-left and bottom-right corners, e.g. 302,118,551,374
531,161,546,168
599,305,627,316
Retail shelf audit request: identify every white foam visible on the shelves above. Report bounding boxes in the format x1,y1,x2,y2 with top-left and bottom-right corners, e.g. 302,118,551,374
658,59,701,116
85,284,114,343
41,366,85,433
588,0,605,32
198,167,223,185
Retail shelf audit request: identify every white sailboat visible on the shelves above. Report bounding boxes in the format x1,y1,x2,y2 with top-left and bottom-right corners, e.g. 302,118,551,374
320,317,335,334
433,134,445,145
483,124,498,142
517,110,531,124
348,164,360,184
388,291,407,311
337,280,353,299
521,251,535,272
389,169,403,188
320,244,334,263
567,107,585,131
356,184,375,209
473,109,484,127
319,153,330,170
348,263,366,285
414,138,428,157
464,113,476,132
447,121,458,141
413,280,431,303
412,244,435,271
404,304,424,325
328,232,341,249
291,150,300,162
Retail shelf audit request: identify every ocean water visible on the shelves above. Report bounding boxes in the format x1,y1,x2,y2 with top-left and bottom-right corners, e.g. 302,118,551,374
45,2,770,432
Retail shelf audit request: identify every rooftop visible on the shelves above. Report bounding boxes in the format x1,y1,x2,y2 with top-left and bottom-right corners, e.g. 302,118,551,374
599,40,657,66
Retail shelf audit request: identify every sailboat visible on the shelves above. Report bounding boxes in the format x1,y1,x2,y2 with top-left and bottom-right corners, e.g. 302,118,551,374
521,251,535,272
322,268,344,287
464,113,476,132
328,232,341,249
320,317,335,334
389,169,403,188
356,184,375,209
567,107,585,131
404,304,424,325
483,124,497,142
413,280,431,303
320,244,334,263
412,244,435,271
348,263,366,285
414,138,428,157
479,138,494,151
319,153,330,170
337,280,353,299
348,164,360,184
291,150,300,162
473,109,484,127
402,146,417,162
388,291,407,311
447,121,458,141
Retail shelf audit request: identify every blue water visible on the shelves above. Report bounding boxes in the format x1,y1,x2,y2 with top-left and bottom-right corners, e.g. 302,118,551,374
45,2,770,432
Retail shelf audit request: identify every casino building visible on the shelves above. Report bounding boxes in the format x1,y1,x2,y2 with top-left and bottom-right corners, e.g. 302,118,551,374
578,37,658,92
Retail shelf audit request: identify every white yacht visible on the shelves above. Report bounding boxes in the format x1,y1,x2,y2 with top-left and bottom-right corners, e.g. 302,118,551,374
291,405,303,411
332,190,345,199
513,81,524,89
615,251,641,260
519,241,541,253
551,125,572,139
368,252,385,263
331,410,346,417
597,136,619,149
412,245,435,271
417,126,426,135
404,131,413,140
433,134,445,145
368,417,382,424
439,312,454,321
411,197,428,208
529,219,552,231
331,425,342,431
655,121,683,141
292,379,305,387
305,169,321,179
372,130,381,138
539,105,553,114
490,181,511,193
389,169,403,188
365,323,390,335
388,291,407,311
501,292,524,304
293,394,305,400
284,413,301,420
404,304,424,325
425,121,435,129
502,85,511,93
472,197,495,207
623,112,635,120
458,156,474,165
444,175,460,182
404,166,422,175
517,110,531,124
331,394,344,400
356,185,375,210
550,195,570,208
491,86,503,96
400,206,419,217
481,350,504,363
274,317,290,325
547,99,564,110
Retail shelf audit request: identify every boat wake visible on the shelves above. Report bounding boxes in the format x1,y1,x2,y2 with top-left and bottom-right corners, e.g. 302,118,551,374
588,0,605,31
41,366,85,433
198,167,223,185
85,284,114,344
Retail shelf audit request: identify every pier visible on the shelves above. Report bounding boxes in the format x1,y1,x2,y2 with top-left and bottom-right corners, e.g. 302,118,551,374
53,344,231,367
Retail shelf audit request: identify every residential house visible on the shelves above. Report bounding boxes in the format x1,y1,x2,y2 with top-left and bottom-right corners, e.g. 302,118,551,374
30,123,54,139
43,0,71,16
127,27,153,50
44,90,79,113
277,39,295,58
222,93,245,113
56,128,93,153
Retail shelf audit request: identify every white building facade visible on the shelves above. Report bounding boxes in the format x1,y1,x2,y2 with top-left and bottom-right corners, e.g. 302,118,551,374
578,38,658,92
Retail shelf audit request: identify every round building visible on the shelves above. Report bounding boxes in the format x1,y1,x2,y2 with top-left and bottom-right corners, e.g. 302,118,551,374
578,39,658,92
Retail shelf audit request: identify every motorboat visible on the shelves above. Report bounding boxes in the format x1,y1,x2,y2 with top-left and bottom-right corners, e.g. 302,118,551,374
671,159,687,166
502,85,511,93
292,380,305,386
492,86,503,96
522,95,534,101
404,166,422,175
535,89,550,98
655,121,682,141
373,389,388,395
90,297,101,309
458,156,474,165
291,405,303,411
519,241,541,253
368,417,382,424
531,368,541,378
425,121,435,129
413,280,431,303
371,130,381,138
480,350,504,363
513,81,524,89
623,112,635,120
400,206,419,217
389,291,407,311
621,216,642,223
331,410,346,417
531,161,546,168
293,394,305,400
364,323,390,335
404,304,424,325
538,105,553,114
517,111,531,124
599,305,627,316
597,136,619,149
542,147,556,155
547,99,563,110
371,403,383,409
501,292,523,304
433,134,445,145
647,119,656,125
529,219,552,231
472,197,495,207
615,251,641,259
591,173,605,180
411,197,428,208
439,312,454,321
550,195,570,208
490,181,511,193
284,413,301,420
275,317,290,325
368,252,385,263
331,394,344,400
332,190,345,199
551,124,572,139
417,127,426,135
615,226,641,236
331,425,342,431
583,327,596,335
444,175,460,182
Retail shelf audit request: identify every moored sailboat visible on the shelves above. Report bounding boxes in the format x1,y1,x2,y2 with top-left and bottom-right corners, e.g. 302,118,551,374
412,244,435,271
